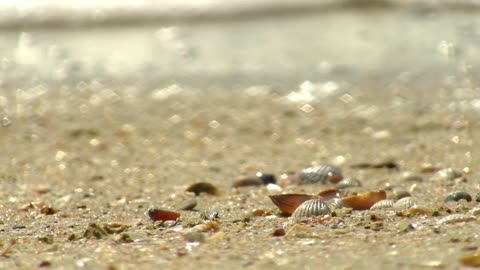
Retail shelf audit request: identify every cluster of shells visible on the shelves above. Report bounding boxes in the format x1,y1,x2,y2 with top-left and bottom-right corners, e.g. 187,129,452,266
147,164,479,228
266,164,479,224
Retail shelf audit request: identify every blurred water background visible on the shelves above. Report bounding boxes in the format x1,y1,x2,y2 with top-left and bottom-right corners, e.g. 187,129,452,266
0,0,480,107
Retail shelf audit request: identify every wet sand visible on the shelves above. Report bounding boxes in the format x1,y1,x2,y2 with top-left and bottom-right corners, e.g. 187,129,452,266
0,87,479,269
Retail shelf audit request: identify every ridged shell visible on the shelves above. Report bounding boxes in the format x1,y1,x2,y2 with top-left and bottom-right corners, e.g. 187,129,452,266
370,199,394,210
439,214,475,224
327,198,347,210
431,168,463,182
298,165,343,184
393,197,417,212
292,199,331,220
336,178,362,189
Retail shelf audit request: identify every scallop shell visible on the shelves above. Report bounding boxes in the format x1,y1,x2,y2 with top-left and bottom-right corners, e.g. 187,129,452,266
269,194,317,215
393,197,417,212
370,199,394,210
292,199,331,220
327,198,347,210
336,178,362,189
439,214,475,224
298,165,343,184
341,190,387,210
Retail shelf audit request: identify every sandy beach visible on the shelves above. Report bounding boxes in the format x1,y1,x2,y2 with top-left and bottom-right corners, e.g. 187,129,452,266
0,84,479,269
1,3,480,269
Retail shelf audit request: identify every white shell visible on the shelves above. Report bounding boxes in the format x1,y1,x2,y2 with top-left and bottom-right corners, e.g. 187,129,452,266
439,214,475,224
299,165,342,184
394,197,417,212
292,199,331,220
431,168,462,182
370,199,394,210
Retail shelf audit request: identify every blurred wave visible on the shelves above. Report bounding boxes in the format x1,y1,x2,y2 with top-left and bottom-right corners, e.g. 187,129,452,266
1,0,480,28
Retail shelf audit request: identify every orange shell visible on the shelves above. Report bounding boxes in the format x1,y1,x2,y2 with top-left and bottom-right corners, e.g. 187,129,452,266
148,208,181,222
269,194,318,215
341,190,387,210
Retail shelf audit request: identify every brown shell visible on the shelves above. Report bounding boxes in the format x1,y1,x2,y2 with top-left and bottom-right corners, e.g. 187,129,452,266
317,188,342,201
148,208,181,222
232,177,263,188
186,182,220,196
341,190,387,210
269,194,317,215
292,199,331,220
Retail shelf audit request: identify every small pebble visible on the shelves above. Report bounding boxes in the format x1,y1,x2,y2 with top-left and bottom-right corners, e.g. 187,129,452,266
256,172,277,185
444,191,472,202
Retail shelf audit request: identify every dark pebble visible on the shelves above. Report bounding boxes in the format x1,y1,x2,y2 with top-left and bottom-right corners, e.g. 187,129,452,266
445,191,472,202
256,172,276,185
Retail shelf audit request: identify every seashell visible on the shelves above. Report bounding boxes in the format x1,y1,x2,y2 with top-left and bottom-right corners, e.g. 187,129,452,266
460,252,480,266
327,198,347,210
148,208,181,222
392,190,411,200
336,177,362,189
298,164,343,184
232,177,262,188
394,197,417,212
317,188,342,201
256,172,277,185
292,199,331,220
407,205,432,216
186,182,220,196
444,191,472,202
401,172,423,182
370,199,394,210
341,190,387,210
439,214,475,224
431,168,463,182
269,194,317,215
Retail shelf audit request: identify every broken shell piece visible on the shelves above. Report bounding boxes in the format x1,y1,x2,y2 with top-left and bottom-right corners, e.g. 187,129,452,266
186,182,220,196
269,194,317,215
292,199,331,221
407,205,432,216
147,208,181,222
298,164,343,184
439,214,475,224
341,190,387,210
